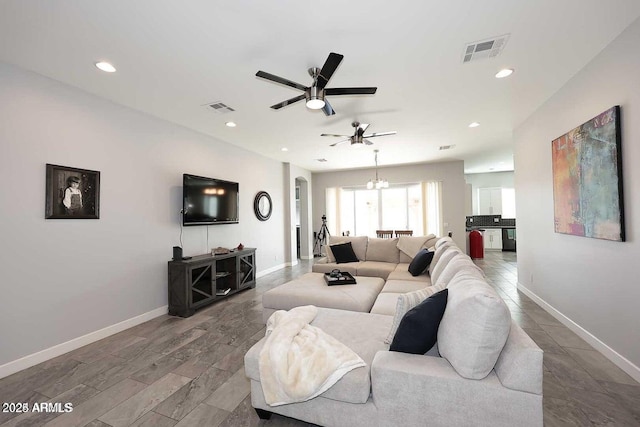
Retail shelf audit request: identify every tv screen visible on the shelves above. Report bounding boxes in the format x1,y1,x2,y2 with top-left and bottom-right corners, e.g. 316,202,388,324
183,174,239,225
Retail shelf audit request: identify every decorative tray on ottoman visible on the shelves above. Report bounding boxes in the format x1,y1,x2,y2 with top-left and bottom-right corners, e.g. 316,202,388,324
323,271,357,285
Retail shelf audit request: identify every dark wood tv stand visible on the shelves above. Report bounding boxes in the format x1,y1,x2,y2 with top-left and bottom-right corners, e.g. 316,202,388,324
167,248,256,317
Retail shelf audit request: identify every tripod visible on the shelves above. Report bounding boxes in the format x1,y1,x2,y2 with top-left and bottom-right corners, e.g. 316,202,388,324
313,215,331,257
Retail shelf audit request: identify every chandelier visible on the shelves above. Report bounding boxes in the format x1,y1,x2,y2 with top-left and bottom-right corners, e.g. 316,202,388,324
366,149,389,189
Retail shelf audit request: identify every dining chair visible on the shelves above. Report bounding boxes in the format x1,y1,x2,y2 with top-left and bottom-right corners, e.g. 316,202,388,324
376,230,394,238
395,230,413,237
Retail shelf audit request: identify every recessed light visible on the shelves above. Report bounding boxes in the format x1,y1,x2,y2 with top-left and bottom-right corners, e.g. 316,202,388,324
225,121,237,127
469,122,480,128
95,62,116,73
495,68,514,78
281,147,288,152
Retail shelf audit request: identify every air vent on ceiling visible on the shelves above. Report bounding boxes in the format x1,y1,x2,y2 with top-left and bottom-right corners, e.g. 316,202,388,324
316,158,328,162
439,144,456,151
204,101,235,114
462,34,510,63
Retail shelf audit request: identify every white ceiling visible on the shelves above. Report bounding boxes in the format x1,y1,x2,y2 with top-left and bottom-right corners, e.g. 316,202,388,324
1,1,639,173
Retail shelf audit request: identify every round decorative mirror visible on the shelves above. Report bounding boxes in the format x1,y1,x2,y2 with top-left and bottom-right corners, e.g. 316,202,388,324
254,191,272,221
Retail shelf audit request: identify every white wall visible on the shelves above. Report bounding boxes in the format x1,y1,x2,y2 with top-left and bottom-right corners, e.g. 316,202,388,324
0,62,292,372
514,19,640,379
311,160,466,248
465,171,514,215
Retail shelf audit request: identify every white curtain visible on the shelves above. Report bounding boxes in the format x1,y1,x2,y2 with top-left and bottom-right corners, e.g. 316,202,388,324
328,182,441,238
424,181,443,236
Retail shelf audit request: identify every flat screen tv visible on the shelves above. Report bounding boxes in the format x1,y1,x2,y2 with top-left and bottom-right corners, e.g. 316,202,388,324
183,174,239,225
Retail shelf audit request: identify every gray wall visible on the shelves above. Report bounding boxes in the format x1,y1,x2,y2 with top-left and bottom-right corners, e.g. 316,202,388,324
0,62,291,369
514,19,640,379
311,160,466,248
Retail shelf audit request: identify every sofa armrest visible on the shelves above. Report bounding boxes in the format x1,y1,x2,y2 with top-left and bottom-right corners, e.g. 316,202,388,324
371,351,542,427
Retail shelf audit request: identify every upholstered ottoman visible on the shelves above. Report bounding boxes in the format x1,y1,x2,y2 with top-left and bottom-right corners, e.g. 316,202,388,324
261,272,385,322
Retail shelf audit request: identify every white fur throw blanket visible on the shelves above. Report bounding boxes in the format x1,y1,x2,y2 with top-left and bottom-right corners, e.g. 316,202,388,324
259,305,366,406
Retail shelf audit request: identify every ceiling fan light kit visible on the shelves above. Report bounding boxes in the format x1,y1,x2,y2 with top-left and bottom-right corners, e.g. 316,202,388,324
305,86,325,109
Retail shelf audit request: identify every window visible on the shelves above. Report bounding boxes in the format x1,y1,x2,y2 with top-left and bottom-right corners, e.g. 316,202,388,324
327,182,441,237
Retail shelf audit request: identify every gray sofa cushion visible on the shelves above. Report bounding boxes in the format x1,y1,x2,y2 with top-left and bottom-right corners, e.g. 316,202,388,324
245,307,392,404
433,253,484,286
437,269,511,379
365,238,400,263
356,261,397,280
387,263,431,283
430,248,462,284
428,241,458,276
380,280,429,294
326,236,368,262
370,292,400,316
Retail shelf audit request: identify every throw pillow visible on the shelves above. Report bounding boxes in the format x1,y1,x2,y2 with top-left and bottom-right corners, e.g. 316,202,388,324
330,242,359,264
407,248,434,276
390,289,448,354
437,275,511,379
384,281,446,344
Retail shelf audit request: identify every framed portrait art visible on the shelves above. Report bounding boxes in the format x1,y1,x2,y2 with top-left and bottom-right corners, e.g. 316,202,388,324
551,106,624,242
45,164,100,219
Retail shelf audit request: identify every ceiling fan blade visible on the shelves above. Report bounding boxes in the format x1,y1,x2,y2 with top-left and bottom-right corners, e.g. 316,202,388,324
363,131,397,138
322,99,335,116
325,87,377,95
321,133,351,137
270,94,306,110
364,139,374,145
256,71,307,91
359,123,370,133
330,139,350,147
316,52,344,90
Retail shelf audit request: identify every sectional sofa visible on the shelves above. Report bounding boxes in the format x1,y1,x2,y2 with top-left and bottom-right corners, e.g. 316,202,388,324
245,236,543,427
310,235,468,316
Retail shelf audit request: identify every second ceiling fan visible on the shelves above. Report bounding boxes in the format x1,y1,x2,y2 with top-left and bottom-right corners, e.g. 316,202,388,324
255,52,377,116
322,122,397,146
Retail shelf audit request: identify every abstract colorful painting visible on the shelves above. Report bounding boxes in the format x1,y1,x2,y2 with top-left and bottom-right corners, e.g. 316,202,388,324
552,106,624,241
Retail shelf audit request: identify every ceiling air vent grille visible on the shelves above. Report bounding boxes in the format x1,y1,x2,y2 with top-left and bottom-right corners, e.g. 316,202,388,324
463,34,510,63
439,145,456,151
205,101,235,114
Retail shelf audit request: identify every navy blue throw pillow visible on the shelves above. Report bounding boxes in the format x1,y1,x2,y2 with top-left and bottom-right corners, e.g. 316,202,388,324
390,288,448,354
330,242,359,264
408,249,434,276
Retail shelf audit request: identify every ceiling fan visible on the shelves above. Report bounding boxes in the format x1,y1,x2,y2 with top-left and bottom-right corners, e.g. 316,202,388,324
255,52,377,116
322,122,397,147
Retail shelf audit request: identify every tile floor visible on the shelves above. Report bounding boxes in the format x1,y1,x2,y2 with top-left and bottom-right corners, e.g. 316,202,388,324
0,251,638,426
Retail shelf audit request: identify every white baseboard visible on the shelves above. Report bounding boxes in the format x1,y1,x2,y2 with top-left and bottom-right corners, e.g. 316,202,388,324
517,282,640,383
256,263,286,278
300,255,314,260
0,306,168,380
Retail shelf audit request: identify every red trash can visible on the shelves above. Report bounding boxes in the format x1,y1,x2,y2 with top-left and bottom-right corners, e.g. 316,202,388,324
469,230,484,259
